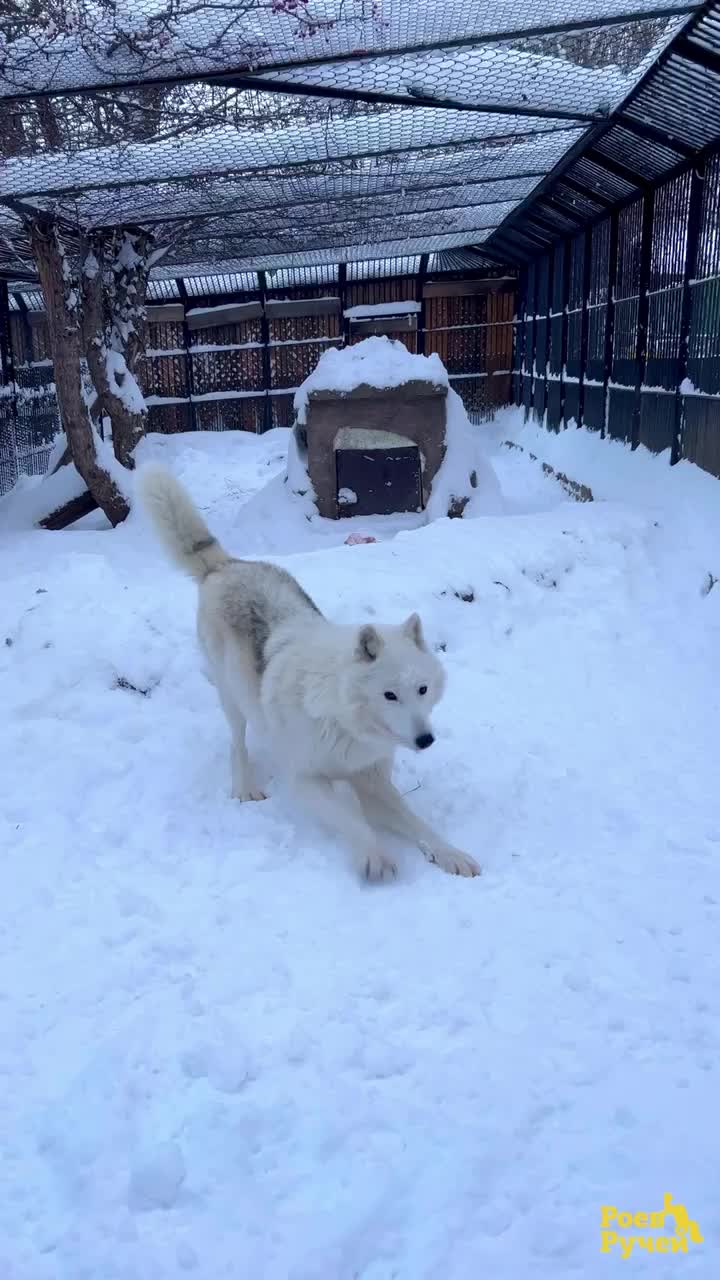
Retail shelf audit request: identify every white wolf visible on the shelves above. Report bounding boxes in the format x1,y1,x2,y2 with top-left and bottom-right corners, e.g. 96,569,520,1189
139,465,480,882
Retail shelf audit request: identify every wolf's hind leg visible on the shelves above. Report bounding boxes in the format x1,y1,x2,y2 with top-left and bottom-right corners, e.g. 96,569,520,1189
216,682,266,802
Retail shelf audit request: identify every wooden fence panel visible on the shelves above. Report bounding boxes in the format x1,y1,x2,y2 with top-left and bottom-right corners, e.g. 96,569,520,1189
0,269,517,491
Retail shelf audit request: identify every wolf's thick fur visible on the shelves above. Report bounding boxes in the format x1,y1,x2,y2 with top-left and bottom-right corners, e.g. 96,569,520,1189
139,465,480,880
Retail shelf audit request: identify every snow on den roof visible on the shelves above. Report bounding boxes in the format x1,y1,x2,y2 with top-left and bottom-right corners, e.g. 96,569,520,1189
293,336,448,424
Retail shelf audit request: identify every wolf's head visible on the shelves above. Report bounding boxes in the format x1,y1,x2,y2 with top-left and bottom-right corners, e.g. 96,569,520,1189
347,613,446,753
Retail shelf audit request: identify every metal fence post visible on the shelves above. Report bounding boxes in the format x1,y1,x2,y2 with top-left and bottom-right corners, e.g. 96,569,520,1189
175,278,197,431
416,253,429,355
257,270,272,434
528,262,538,420
602,209,619,439
338,261,350,346
673,160,705,464
577,225,592,429
544,249,553,419
632,189,655,450
0,279,19,489
0,280,12,374
13,292,34,365
513,265,527,407
559,237,571,426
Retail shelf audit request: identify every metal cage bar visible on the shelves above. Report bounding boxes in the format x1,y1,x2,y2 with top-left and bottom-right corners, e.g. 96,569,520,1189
601,209,620,438
631,190,656,449
673,159,705,460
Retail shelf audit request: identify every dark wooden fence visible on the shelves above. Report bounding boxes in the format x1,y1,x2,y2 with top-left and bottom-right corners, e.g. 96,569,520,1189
140,268,515,437
513,149,720,479
0,265,515,495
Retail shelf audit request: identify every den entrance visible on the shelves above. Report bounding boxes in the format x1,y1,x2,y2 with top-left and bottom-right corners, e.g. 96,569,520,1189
335,444,422,517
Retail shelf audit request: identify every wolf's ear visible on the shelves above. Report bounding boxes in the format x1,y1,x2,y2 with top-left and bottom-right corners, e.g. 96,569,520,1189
402,612,426,650
356,624,382,661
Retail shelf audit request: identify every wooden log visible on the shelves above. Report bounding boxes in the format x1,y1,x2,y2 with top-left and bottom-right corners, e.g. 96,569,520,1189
38,488,99,530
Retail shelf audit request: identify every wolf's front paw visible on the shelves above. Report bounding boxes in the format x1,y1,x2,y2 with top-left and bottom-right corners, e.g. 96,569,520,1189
423,844,481,877
233,786,267,802
359,848,397,883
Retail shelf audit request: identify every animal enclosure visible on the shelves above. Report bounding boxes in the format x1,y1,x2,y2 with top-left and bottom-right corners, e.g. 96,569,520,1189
1,0,720,505
0,263,514,496
3,6,720,1271
513,152,720,478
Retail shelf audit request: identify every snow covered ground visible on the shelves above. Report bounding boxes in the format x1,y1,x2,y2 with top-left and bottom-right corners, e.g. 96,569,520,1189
1,410,718,1278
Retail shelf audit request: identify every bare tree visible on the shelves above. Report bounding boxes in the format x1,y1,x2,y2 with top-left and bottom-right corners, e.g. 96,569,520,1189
80,227,157,469
30,218,130,525
0,0,385,522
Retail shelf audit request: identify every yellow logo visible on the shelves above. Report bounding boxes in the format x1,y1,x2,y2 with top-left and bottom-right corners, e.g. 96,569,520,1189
601,1194,703,1260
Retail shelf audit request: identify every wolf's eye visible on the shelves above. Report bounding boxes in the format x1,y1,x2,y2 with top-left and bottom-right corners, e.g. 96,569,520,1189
384,691,398,701
418,685,428,696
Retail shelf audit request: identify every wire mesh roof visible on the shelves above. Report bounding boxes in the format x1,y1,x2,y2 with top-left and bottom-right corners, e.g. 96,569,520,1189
0,0,717,285
487,1,720,259
153,232,503,278
0,2,701,98
1,113,584,205
7,144,554,231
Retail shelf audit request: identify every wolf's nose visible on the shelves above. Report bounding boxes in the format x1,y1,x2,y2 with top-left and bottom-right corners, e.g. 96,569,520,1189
415,732,434,750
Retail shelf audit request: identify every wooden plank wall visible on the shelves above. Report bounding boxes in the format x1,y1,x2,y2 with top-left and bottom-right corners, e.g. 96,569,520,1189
8,270,517,443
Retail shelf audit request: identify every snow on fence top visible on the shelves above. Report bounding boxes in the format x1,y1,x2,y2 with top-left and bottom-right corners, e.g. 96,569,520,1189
344,301,421,318
293,336,448,424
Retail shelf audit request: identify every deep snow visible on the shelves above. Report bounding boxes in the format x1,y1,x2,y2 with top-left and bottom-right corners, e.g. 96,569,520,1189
1,410,718,1278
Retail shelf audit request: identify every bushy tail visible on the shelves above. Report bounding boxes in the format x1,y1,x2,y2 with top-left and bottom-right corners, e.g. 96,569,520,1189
138,464,231,581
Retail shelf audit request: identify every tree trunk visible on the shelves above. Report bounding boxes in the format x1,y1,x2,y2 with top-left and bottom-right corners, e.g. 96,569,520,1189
30,220,130,526
82,265,144,469
81,229,150,469
85,339,145,468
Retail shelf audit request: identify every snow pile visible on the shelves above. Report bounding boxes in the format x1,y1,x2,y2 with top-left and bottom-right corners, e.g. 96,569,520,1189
0,430,133,531
289,337,501,523
0,464,86,531
285,424,314,499
496,405,720,550
128,1143,186,1213
427,386,504,520
293,335,448,425
1,422,719,1277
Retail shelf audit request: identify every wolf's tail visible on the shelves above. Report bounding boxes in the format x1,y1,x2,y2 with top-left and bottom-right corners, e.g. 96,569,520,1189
138,464,231,582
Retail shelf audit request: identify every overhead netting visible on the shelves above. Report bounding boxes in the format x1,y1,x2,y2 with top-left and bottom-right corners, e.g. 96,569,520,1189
0,1,703,280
